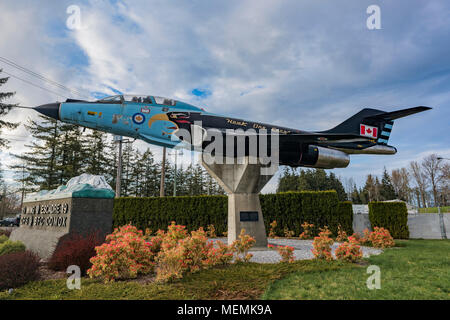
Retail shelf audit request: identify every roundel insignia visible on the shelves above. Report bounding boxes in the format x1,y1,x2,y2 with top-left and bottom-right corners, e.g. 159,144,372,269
132,113,145,125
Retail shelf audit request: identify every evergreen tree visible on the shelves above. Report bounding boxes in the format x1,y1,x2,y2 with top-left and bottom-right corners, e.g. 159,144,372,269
0,70,19,149
350,184,362,204
105,139,119,189
363,174,377,202
82,130,110,177
120,143,138,196
379,167,397,200
328,172,347,201
374,177,382,201
276,167,300,192
57,123,85,184
12,116,61,190
139,149,160,197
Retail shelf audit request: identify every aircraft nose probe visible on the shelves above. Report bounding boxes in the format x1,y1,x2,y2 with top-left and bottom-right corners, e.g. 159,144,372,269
33,102,60,120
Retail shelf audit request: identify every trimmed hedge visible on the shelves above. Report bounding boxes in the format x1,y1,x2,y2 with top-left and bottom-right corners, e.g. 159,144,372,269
368,202,409,239
113,191,353,237
114,195,228,235
260,191,353,236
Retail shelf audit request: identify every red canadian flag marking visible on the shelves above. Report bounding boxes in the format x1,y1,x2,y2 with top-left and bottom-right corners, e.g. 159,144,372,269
360,124,378,138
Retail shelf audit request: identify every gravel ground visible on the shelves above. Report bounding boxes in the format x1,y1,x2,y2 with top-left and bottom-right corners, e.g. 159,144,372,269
210,238,383,264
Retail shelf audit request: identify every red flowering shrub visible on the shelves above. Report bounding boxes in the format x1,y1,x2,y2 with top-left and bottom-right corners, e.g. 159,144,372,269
311,226,334,261
48,232,104,275
335,236,363,262
87,225,155,282
299,222,314,240
212,241,234,265
155,225,235,282
0,251,40,290
89,222,249,283
276,245,295,263
336,224,348,242
232,229,256,262
369,227,395,248
361,228,371,245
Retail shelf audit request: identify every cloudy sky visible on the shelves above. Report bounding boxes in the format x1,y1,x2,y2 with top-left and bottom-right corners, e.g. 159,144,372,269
0,0,449,193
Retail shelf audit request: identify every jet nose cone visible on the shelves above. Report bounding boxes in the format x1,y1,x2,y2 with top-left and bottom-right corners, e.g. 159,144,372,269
34,103,60,120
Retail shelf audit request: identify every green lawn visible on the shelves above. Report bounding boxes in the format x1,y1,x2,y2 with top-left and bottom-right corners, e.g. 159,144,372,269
418,206,450,213
263,240,450,299
0,260,349,300
1,240,448,300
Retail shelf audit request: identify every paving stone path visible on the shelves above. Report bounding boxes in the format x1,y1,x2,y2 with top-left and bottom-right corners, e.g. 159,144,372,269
211,238,383,263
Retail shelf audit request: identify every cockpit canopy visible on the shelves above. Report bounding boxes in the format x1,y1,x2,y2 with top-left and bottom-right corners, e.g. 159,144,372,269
98,95,176,106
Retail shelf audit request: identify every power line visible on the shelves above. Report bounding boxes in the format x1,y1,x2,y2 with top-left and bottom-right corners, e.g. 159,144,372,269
0,56,90,99
0,70,70,99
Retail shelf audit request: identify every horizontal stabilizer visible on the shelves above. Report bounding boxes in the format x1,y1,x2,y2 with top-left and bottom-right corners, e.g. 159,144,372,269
365,106,431,121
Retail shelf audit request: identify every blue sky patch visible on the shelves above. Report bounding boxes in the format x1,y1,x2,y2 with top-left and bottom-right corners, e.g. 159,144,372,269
191,88,212,99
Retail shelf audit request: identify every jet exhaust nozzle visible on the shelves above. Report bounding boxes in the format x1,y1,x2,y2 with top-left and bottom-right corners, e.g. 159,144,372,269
34,103,60,120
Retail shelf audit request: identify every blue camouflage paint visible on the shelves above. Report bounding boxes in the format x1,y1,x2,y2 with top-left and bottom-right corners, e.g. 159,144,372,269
58,96,211,148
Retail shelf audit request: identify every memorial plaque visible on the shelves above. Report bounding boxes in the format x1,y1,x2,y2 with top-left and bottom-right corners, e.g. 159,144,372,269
240,211,259,222
9,174,114,260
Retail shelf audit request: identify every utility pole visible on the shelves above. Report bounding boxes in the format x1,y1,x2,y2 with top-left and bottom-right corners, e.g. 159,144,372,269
169,148,183,197
160,146,166,197
115,136,123,198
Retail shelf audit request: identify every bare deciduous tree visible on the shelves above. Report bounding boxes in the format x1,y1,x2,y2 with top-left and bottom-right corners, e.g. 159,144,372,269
409,161,428,208
422,154,446,207
391,168,411,202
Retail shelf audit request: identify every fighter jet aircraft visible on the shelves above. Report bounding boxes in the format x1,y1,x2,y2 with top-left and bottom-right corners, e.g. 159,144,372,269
32,94,431,169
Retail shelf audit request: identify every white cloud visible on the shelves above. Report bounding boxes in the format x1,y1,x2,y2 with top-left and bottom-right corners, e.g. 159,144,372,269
1,0,449,192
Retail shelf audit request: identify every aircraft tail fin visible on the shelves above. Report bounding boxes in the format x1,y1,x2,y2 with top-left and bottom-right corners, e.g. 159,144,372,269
322,106,431,145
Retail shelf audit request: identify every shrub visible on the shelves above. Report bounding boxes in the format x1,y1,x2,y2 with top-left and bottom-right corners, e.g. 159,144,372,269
232,229,256,262
0,234,8,244
368,202,409,239
334,201,353,236
213,241,234,265
369,227,395,248
48,232,104,275
311,226,334,261
299,221,314,239
0,240,26,256
276,245,295,263
261,192,353,237
155,244,185,282
0,251,40,290
87,225,155,282
335,236,363,262
358,228,372,245
336,224,348,242
268,220,277,238
0,229,11,238
283,227,295,238
206,224,216,238
155,225,234,282
113,195,228,235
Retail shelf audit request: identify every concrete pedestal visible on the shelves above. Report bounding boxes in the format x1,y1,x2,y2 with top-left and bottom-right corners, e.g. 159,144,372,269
201,155,274,248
